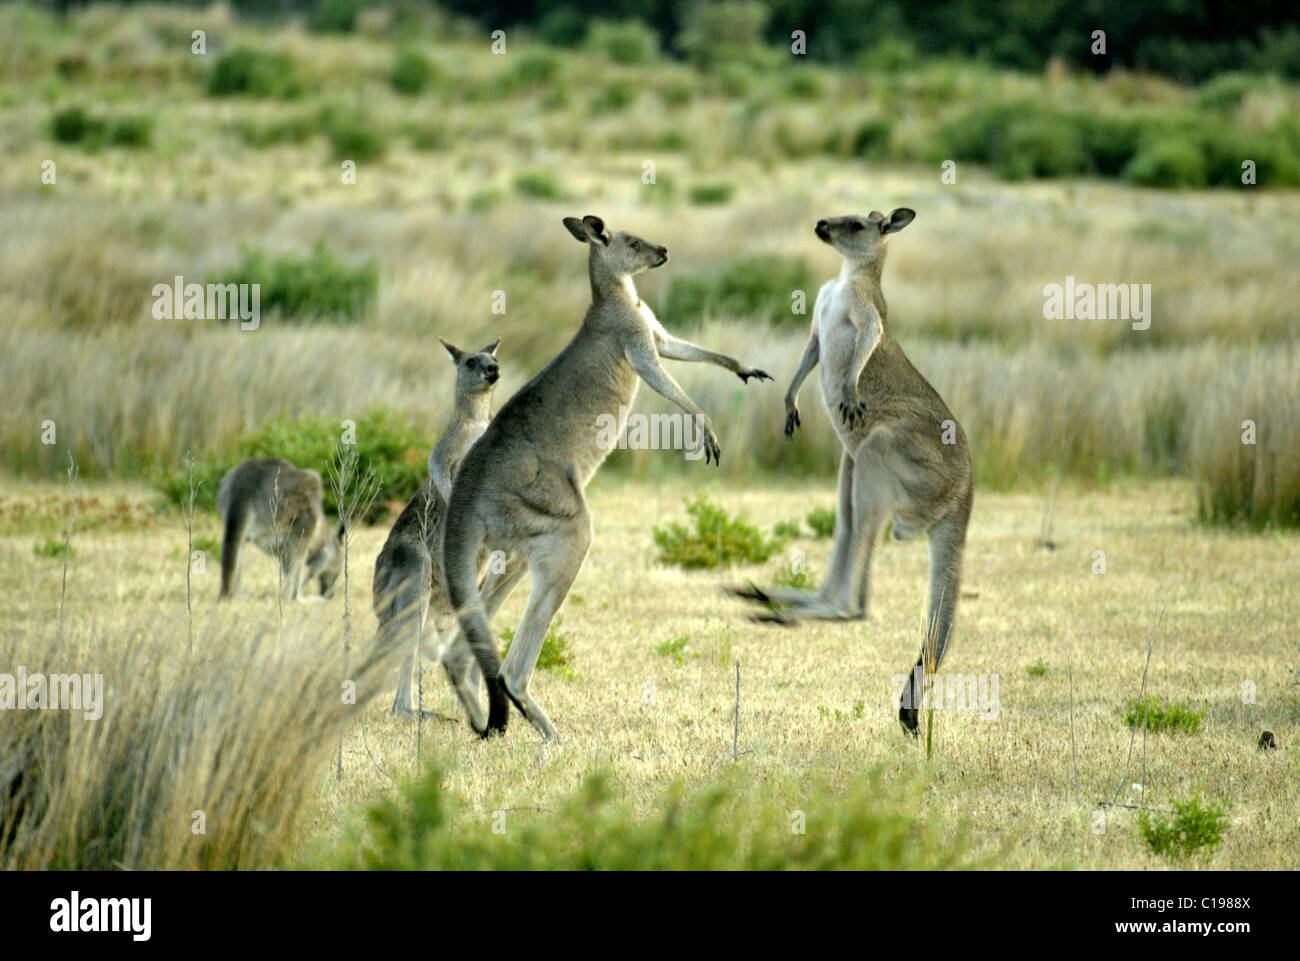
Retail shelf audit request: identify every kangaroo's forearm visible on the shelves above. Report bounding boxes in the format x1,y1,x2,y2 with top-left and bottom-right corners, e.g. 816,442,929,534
655,335,740,373
787,336,819,403
628,346,707,419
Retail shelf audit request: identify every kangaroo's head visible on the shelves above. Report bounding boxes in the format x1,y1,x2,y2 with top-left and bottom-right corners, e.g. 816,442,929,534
815,208,915,263
440,338,501,396
312,519,346,599
563,215,668,290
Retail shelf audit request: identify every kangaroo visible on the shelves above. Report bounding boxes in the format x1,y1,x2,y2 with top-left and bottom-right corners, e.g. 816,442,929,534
216,458,344,602
731,208,973,735
371,338,506,720
442,214,771,742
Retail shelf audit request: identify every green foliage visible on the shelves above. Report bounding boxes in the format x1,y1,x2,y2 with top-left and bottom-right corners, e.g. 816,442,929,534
676,0,773,71
51,106,103,144
214,243,378,323
501,616,576,679
322,762,966,869
157,407,428,520
1124,138,1207,188
772,518,802,540
995,116,1089,180
306,0,369,34
589,81,637,114
806,506,835,539
772,565,811,589
235,112,317,148
389,48,437,95
106,114,153,148
586,19,658,64
688,181,736,205
1026,659,1049,678
33,537,72,559
505,51,562,91
513,169,566,200
1196,72,1264,112
1122,695,1205,734
664,255,813,326
818,701,866,723
322,110,386,161
654,635,691,666
1138,795,1228,859
653,496,782,569
207,47,300,98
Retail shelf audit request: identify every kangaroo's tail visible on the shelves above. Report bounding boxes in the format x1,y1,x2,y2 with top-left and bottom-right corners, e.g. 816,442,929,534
444,506,508,737
219,502,249,600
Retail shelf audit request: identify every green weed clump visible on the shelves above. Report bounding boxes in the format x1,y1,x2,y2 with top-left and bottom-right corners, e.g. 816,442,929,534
207,47,300,98
501,616,577,680
1139,795,1229,860
664,255,813,326
214,243,378,323
806,506,836,539
389,48,438,95
1122,695,1205,734
653,496,783,569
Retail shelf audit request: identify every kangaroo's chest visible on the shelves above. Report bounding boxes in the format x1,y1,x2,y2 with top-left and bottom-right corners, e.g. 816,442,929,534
814,280,875,395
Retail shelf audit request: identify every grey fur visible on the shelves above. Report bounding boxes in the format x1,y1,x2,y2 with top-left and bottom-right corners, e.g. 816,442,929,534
443,214,771,742
371,339,507,720
216,458,344,602
732,208,973,735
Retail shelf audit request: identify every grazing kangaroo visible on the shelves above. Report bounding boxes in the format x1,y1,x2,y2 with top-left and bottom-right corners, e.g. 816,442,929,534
371,338,506,720
443,214,772,742
216,458,344,602
731,209,973,735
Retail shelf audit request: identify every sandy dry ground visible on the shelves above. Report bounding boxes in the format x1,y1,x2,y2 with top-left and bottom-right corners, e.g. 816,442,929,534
1,475,1295,868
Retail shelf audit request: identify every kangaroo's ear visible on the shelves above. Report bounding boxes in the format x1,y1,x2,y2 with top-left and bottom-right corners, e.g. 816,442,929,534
480,338,501,356
581,214,611,246
439,337,464,362
883,208,916,234
562,217,589,243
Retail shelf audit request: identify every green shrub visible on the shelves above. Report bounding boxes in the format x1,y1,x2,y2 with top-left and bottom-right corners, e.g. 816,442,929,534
538,6,586,47
207,47,300,98
1122,695,1205,734
653,496,783,569
846,117,893,160
1124,138,1207,188
1196,72,1263,113
106,114,153,148
806,506,835,539
1026,659,1049,678
1139,795,1229,860
654,635,691,666
157,407,429,521
501,616,576,679
307,0,369,33
586,19,658,64
389,48,437,95
772,518,802,540
236,112,318,148
321,109,387,162
50,106,105,144
506,51,561,91
994,116,1089,180
213,243,378,324
33,538,72,559
688,182,736,205
782,69,827,99
1074,111,1145,176
590,81,637,114
664,255,814,326
1202,128,1300,187
513,169,566,200
321,762,966,869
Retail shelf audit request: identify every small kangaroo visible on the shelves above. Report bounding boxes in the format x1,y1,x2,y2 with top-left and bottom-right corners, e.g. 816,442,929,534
216,458,344,602
371,338,503,720
443,214,772,742
731,209,973,735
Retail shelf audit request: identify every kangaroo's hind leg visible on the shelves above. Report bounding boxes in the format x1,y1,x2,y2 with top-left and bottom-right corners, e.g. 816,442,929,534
500,520,592,743
441,552,527,732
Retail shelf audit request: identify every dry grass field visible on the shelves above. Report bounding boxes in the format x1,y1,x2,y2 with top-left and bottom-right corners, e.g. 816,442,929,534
3,474,1295,868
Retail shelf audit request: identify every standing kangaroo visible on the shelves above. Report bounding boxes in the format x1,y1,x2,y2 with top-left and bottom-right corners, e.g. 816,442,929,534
731,209,973,735
216,458,344,602
372,338,504,720
443,214,771,741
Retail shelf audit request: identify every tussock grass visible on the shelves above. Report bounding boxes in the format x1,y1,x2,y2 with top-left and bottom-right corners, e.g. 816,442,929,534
0,613,395,869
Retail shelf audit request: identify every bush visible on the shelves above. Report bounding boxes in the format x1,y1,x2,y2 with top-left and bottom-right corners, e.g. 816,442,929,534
1196,72,1264,113
50,106,105,144
847,117,893,160
106,114,153,148
157,407,429,522
653,496,783,569
586,19,658,64
806,506,835,539
207,47,300,98
688,182,736,205
513,169,566,200
994,116,1089,180
1124,138,1207,188
505,51,561,91
389,48,437,95
590,81,637,114
307,0,369,33
1139,795,1229,860
501,616,576,680
664,255,814,326
321,762,967,869
538,6,586,47
322,111,387,161
213,243,378,324
1122,695,1205,734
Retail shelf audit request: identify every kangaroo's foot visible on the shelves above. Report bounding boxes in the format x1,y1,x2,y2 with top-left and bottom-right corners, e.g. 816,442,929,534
899,704,920,737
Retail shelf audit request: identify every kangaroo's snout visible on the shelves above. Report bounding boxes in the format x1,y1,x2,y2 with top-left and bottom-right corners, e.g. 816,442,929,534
654,246,668,267
815,219,831,241
485,365,500,383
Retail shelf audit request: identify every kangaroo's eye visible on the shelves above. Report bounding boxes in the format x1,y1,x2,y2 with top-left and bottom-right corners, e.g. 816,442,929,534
466,359,476,369
850,221,865,232
631,240,641,250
